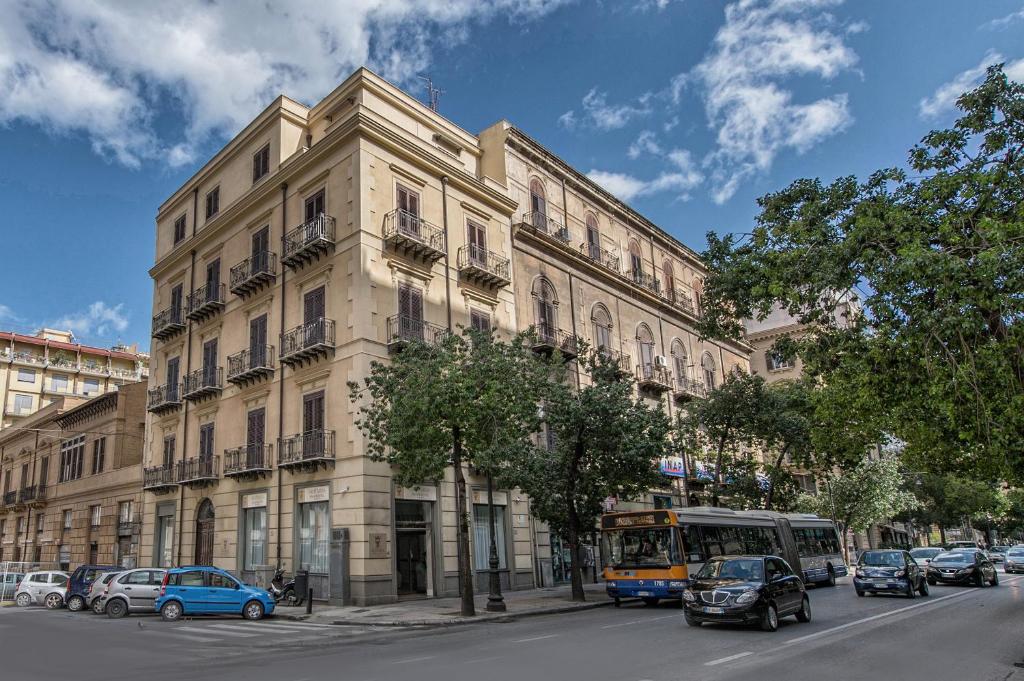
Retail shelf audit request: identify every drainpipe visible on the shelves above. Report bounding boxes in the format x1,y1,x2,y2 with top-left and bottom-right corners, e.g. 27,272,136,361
277,183,288,567
22,429,39,561
440,176,453,331
177,195,198,566
567,273,580,390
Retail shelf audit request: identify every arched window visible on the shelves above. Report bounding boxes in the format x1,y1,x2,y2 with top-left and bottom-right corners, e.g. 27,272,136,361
701,352,717,390
663,260,675,301
629,240,644,283
532,277,558,335
636,324,655,373
592,304,612,351
671,339,688,386
585,214,601,260
529,178,547,229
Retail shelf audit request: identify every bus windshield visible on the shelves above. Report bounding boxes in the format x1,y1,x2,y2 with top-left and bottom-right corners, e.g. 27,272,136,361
602,527,680,569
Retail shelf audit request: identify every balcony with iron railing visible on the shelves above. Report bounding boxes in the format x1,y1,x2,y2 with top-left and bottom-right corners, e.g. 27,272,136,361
143,464,178,492
182,367,223,402
18,485,46,507
147,384,182,414
224,444,274,479
383,209,446,263
629,270,661,296
596,347,632,376
280,318,335,366
386,315,449,351
230,251,277,297
666,289,696,316
227,346,275,385
636,362,672,392
152,306,186,340
673,375,707,401
110,366,142,380
282,213,335,269
176,456,219,486
48,357,79,372
531,323,579,360
579,242,621,273
10,351,46,367
79,361,110,376
516,211,571,245
186,283,226,322
457,245,511,288
2,490,18,507
279,430,336,471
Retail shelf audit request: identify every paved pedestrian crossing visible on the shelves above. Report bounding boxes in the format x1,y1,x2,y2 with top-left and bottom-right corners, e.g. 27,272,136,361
137,618,345,646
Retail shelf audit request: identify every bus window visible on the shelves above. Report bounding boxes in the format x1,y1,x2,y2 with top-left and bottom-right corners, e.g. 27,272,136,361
721,527,745,554
601,526,681,569
684,525,705,562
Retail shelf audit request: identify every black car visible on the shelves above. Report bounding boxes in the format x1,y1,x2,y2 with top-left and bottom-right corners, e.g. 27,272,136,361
683,555,810,632
853,550,928,598
927,551,999,587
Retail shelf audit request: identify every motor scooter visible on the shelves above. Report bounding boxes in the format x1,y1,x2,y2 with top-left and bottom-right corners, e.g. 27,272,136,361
267,567,303,606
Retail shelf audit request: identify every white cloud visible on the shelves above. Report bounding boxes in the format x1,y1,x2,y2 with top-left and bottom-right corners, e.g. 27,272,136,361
684,0,858,203
0,304,20,323
628,130,663,159
919,51,1024,119
0,0,572,167
587,168,702,202
982,6,1024,30
51,302,130,340
561,87,652,131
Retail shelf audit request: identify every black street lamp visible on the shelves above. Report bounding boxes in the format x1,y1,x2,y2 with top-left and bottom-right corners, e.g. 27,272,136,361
485,473,506,612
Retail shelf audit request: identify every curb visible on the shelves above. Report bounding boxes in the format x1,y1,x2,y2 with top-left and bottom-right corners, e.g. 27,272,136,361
280,597,627,627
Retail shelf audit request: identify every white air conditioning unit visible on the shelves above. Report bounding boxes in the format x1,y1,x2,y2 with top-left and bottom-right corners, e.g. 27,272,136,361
655,355,668,368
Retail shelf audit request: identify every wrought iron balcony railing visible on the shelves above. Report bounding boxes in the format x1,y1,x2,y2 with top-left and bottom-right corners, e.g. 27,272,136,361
531,324,579,359
227,346,275,385
280,318,335,365
147,384,182,414
517,211,570,244
230,251,277,297
579,242,621,273
3,490,19,507
279,430,336,470
630,270,661,295
176,456,219,485
383,209,446,262
386,315,449,350
17,485,46,506
636,363,672,392
186,283,226,322
224,444,274,478
152,306,187,340
667,290,696,316
282,213,335,268
596,347,632,375
457,245,511,288
143,464,178,491
182,367,223,401
673,375,707,401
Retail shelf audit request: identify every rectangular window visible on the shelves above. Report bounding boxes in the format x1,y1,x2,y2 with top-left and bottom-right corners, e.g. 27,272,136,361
35,513,44,533
92,438,106,474
472,504,507,570
157,513,174,568
397,283,423,339
304,189,325,222
13,394,32,414
395,184,420,234
242,505,267,571
470,310,491,333
90,505,101,529
63,509,72,530
199,423,215,459
17,368,35,383
51,374,69,391
252,144,270,183
298,500,329,573
766,351,793,371
173,214,187,244
467,220,487,265
59,435,86,482
58,545,70,571
162,435,175,468
82,378,100,395
119,501,133,524
205,186,220,219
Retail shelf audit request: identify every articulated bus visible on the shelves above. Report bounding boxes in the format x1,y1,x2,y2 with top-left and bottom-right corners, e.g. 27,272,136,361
600,507,847,604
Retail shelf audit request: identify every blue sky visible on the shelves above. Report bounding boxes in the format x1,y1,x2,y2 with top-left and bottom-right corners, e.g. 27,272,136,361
0,0,1022,352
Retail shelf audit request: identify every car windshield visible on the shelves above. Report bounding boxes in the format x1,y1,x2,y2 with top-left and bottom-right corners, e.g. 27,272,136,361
858,551,904,567
696,559,764,581
1008,550,1024,558
910,548,941,559
934,552,971,564
602,527,680,569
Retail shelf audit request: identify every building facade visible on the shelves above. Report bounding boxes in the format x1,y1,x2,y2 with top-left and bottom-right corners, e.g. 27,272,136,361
140,68,749,606
0,328,149,432
0,382,146,569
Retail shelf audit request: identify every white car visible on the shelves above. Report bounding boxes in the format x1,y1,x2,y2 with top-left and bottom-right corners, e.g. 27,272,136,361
15,571,70,609
909,547,943,570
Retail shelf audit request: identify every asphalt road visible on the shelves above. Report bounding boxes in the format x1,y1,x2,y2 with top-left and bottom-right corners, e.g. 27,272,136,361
1,573,1022,681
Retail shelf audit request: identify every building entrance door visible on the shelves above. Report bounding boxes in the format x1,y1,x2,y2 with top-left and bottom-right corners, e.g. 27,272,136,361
395,500,430,598
195,499,215,566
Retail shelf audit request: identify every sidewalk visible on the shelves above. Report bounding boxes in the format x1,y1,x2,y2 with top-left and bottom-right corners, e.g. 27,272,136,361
278,582,619,626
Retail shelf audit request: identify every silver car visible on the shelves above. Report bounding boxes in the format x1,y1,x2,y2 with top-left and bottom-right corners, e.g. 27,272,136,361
99,568,166,618
15,571,70,608
87,571,122,614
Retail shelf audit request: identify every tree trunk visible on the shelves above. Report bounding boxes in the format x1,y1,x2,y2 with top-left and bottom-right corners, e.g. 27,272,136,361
764,444,791,511
566,433,586,602
841,517,853,566
452,427,475,617
712,428,729,507
939,524,946,546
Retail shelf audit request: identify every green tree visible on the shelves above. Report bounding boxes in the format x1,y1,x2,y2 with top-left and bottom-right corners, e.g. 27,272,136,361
348,329,545,616
500,347,671,602
914,473,1005,543
797,457,919,564
698,65,1024,484
718,457,802,512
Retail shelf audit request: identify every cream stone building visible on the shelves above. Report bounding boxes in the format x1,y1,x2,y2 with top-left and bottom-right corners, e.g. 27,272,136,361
141,68,750,605
0,382,146,569
0,328,149,432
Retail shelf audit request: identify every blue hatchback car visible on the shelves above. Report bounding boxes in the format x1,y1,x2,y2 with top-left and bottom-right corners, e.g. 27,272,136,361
155,566,275,621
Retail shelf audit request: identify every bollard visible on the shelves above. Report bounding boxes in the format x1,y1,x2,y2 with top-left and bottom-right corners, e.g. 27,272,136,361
306,587,313,615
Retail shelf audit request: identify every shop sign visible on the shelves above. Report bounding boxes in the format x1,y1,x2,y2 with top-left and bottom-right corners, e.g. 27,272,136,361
395,485,437,501
299,485,330,504
659,456,686,477
471,490,507,506
242,492,267,509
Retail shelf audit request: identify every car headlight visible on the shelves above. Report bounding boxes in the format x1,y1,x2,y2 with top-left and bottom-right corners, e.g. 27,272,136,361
734,590,758,605
855,569,866,578
957,568,972,574
682,591,696,602
606,581,616,588
894,570,905,578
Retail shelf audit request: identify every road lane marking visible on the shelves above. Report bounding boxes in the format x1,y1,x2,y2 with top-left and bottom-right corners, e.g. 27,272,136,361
601,614,678,629
246,622,334,633
463,656,503,664
512,634,559,643
151,630,216,644
392,656,435,664
705,651,753,666
197,624,262,637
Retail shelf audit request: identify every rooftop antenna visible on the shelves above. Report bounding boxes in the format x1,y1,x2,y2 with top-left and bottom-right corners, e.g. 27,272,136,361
418,75,444,112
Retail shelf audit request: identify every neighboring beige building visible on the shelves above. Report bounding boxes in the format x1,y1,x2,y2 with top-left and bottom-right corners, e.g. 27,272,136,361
0,382,146,569
0,328,149,432
140,67,750,605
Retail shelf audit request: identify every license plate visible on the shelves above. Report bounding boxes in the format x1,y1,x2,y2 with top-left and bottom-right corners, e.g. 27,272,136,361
636,591,652,597
702,606,724,614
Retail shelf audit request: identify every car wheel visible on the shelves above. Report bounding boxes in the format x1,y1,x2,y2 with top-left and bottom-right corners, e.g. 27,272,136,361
760,604,779,632
161,601,183,622
855,588,865,597
905,580,916,599
106,599,127,619
44,593,63,610
283,587,300,607
642,597,660,607
796,596,811,623
243,600,265,621
919,579,929,597
684,614,702,627
825,567,836,587
15,592,32,607
67,595,85,612
91,598,105,615
974,571,985,588
990,572,999,587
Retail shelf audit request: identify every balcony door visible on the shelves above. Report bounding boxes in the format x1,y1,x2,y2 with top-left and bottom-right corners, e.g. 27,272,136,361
304,190,325,225
396,184,420,236
246,409,265,467
205,259,220,294
529,178,547,229
170,284,183,321
252,226,269,272
166,357,179,399
467,220,487,266
194,499,215,566
249,315,267,367
302,391,325,458
303,286,325,346
202,339,217,384
586,215,600,260
398,283,424,341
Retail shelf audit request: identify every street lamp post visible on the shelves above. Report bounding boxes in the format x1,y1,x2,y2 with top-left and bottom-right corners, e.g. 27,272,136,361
485,473,506,612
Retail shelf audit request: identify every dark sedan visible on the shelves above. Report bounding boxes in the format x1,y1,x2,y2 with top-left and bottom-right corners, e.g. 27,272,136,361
927,551,999,587
853,550,929,598
1004,547,1024,574
683,555,810,632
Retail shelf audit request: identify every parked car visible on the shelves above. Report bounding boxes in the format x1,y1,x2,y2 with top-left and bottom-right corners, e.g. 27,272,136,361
99,568,167,618
65,564,120,612
927,551,999,587
683,555,810,632
908,547,943,571
15,571,70,608
1003,547,1024,574
87,571,122,614
0,571,25,600
945,540,979,550
986,546,1007,564
155,566,275,621
853,550,928,598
